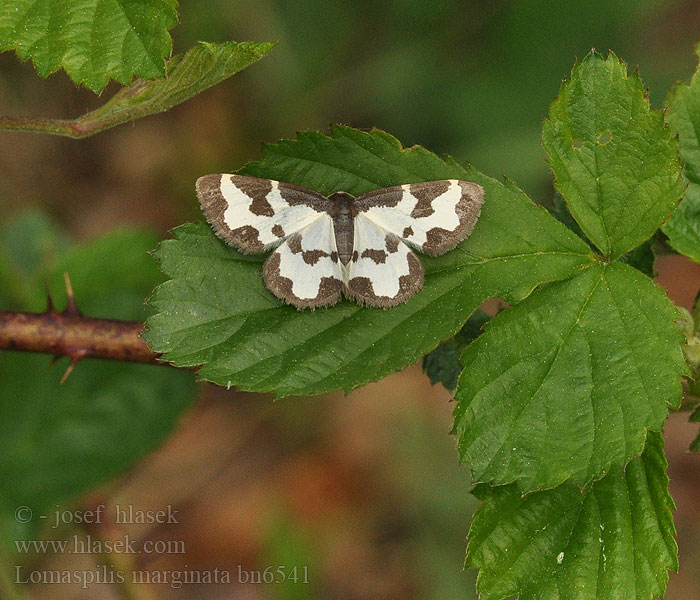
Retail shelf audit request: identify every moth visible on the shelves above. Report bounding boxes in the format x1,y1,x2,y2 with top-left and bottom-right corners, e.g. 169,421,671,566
196,174,484,309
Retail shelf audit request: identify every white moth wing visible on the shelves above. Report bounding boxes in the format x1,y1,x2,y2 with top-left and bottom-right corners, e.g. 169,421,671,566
345,213,423,308
196,174,330,253
354,179,484,256
263,213,343,309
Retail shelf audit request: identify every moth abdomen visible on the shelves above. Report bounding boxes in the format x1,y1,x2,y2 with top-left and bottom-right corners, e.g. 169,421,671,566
329,192,355,265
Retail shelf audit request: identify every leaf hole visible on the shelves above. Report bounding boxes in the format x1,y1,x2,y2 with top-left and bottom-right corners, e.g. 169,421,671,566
597,131,612,145
571,139,583,150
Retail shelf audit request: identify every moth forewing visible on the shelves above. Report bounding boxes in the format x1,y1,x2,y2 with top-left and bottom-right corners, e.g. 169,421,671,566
195,174,330,254
355,179,484,256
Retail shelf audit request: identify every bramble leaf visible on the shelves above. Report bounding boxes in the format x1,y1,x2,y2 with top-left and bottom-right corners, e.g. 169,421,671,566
691,406,700,453
0,211,70,309
662,43,700,263
145,126,594,397
466,432,677,600
620,239,656,279
0,0,178,93
550,193,588,245
453,51,687,492
422,309,491,391
0,213,194,539
50,41,275,138
453,262,687,490
543,52,683,260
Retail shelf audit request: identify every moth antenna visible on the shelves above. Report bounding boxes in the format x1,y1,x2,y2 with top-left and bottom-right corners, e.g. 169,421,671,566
63,272,81,316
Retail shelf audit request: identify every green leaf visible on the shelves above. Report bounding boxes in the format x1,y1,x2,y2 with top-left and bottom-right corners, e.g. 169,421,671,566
549,193,589,245
620,239,656,279
662,44,700,263
0,355,190,537
453,262,687,490
0,213,195,537
552,191,657,277
466,431,677,600
422,309,491,391
664,187,700,262
57,41,276,137
0,211,70,309
691,406,700,453
145,126,594,397
543,51,684,260
0,0,178,92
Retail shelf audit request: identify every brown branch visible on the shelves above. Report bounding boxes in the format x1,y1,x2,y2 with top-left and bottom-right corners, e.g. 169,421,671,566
0,310,159,361
0,275,164,380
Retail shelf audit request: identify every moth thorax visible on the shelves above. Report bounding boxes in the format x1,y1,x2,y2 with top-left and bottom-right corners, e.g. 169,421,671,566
329,192,355,265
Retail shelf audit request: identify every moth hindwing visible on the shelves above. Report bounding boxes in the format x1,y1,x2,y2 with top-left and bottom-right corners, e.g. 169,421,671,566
196,175,484,309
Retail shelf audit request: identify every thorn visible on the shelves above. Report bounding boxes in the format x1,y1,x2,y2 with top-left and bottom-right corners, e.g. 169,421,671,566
60,356,81,384
63,272,81,316
45,281,56,314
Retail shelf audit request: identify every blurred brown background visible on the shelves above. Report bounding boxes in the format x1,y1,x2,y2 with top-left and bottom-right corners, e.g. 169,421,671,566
1,1,699,598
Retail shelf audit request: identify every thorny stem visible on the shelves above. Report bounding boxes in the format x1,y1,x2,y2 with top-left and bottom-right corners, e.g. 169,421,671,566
0,310,160,365
0,274,164,381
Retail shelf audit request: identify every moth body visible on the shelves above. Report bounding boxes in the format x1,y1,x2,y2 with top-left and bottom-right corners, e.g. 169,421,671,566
328,192,355,266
